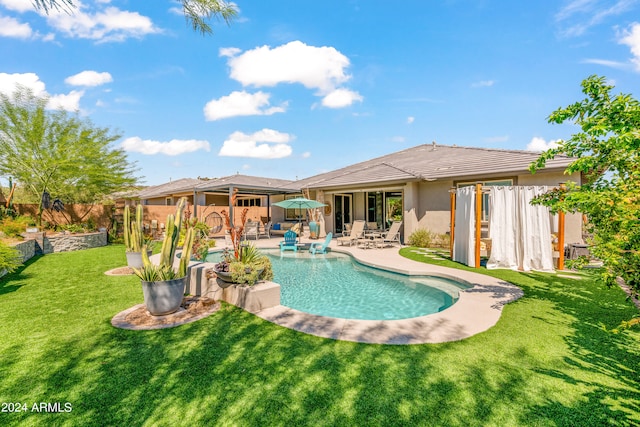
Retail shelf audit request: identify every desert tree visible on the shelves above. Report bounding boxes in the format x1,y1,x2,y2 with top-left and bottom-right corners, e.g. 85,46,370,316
0,86,139,225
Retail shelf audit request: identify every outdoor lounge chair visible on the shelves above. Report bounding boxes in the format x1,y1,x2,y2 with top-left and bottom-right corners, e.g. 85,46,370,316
258,221,272,239
310,232,332,254
279,230,298,252
379,221,402,247
243,220,259,240
337,220,365,246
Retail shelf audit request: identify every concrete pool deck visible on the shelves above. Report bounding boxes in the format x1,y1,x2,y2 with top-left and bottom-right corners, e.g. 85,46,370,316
234,236,523,345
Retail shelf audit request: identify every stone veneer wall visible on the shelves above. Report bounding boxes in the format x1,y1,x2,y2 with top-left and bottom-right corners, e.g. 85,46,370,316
45,231,108,253
11,239,37,262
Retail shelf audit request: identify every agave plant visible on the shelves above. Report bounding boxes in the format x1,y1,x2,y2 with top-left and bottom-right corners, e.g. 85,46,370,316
133,198,196,281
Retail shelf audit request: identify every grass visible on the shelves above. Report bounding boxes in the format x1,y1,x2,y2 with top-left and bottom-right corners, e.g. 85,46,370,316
0,245,638,426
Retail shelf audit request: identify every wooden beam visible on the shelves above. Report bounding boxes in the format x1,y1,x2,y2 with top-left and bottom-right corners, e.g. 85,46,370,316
475,183,482,268
450,188,456,260
557,183,566,270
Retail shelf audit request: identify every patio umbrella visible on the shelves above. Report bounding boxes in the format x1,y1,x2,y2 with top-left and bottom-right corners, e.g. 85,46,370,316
273,197,326,228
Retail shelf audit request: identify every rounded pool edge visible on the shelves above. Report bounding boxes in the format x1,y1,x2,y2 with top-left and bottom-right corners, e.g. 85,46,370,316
198,243,524,344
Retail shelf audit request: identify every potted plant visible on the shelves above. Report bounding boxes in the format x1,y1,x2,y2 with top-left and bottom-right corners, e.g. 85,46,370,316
214,190,273,286
214,244,273,286
133,198,195,316
123,204,151,269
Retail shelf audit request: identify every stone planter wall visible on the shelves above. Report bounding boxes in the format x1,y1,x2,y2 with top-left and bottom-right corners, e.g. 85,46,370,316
186,262,281,313
20,231,107,255
11,239,37,262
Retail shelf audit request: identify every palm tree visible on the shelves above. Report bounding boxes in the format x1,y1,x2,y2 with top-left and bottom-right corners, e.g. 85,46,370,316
32,0,237,35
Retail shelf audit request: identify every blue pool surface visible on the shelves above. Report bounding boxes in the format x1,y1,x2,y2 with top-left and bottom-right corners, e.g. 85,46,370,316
205,250,470,321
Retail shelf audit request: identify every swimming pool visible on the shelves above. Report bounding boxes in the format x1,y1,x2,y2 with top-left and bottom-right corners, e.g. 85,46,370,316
206,250,470,321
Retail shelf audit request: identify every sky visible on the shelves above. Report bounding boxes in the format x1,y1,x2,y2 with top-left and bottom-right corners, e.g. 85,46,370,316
1,0,640,186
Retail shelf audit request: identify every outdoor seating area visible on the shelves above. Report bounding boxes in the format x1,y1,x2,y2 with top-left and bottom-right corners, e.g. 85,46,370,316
336,220,403,249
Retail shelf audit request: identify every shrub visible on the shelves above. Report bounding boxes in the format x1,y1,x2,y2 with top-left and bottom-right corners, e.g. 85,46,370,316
0,241,23,273
408,228,434,248
0,215,36,238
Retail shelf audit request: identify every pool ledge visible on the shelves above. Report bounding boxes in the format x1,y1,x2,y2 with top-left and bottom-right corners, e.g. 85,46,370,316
251,242,523,345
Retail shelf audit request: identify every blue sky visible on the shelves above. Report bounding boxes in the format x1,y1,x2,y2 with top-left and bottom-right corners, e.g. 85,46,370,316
1,0,639,186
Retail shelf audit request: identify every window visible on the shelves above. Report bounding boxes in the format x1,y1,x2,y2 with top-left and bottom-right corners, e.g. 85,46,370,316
365,191,403,229
284,195,302,220
457,179,513,221
237,198,261,207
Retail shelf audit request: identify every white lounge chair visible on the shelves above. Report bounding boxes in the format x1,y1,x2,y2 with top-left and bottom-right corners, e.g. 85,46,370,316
337,220,365,246
379,221,402,247
243,220,259,240
258,221,272,239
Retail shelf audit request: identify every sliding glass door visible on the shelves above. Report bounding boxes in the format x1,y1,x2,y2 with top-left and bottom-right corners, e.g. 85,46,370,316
334,194,352,233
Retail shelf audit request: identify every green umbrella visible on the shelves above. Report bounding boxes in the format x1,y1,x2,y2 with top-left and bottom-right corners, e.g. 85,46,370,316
273,197,327,227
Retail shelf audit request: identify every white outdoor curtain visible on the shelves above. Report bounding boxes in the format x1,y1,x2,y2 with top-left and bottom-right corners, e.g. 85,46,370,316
453,186,476,267
485,186,519,270
519,186,554,271
486,186,554,272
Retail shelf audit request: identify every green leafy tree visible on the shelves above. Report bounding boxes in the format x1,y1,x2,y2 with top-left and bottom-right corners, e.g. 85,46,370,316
0,87,138,225
32,0,237,35
530,75,640,309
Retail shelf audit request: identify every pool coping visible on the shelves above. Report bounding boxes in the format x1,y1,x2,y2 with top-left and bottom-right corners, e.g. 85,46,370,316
241,239,523,345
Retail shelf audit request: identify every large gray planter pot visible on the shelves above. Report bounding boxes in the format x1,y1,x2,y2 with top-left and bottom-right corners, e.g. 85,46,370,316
141,277,187,316
126,250,153,269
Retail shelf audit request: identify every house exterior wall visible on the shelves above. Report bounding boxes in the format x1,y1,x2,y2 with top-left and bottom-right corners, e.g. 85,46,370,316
399,170,583,244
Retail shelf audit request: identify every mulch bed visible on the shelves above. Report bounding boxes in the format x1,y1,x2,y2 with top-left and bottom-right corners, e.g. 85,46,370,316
104,266,135,276
111,296,220,330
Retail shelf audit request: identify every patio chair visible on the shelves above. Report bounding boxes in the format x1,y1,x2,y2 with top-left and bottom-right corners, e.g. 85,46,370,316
379,221,402,247
310,232,333,254
279,230,299,252
337,220,365,246
243,220,259,240
258,221,272,239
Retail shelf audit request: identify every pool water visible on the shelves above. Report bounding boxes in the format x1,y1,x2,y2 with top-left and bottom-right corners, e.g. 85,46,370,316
205,250,470,321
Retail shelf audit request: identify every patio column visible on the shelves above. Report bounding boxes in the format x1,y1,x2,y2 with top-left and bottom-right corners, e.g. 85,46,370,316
449,187,456,259
557,183,566,270
228,186,234,225
475,183,482,269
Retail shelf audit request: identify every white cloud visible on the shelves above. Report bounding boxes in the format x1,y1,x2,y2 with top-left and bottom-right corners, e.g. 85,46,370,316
219,47,241,57
471,80,495,88
65,70,113,87
619,22,640,71
222,40,352,93
406,116,415,124
0,72,86,111
45,5,160,42
391,136,405,143
0,15,32,38
219,129,294,159
204,90,286,121
301,151,311,158
581,58,629,69
321,88,363,108
47,90,84,111
0,0,36,13
556,0,635,37
121,137,210,156
526,137,561,152
0,72,46,96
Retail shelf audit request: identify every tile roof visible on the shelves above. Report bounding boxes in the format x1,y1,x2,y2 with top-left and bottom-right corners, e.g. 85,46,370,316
293,143,575,189
195,174,295,194
137,178,204,199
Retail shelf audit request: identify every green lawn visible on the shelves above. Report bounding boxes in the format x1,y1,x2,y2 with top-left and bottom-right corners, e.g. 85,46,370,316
0,245,638,426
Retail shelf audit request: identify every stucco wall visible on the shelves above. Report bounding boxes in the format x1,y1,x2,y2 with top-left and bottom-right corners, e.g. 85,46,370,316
402,171,583,243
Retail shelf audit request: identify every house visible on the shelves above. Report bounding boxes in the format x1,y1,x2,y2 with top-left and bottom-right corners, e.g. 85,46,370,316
134,143,583,244
293,143,583,244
